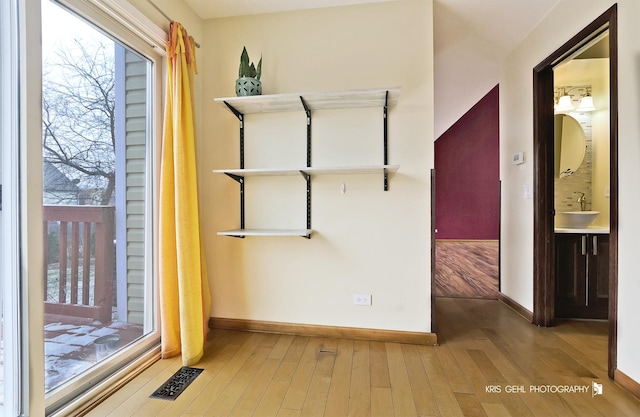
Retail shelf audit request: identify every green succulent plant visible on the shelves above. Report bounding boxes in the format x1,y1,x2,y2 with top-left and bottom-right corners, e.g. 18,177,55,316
238,46,262,80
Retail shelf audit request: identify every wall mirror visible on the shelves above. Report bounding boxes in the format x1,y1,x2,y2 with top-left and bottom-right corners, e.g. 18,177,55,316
554,113,586,178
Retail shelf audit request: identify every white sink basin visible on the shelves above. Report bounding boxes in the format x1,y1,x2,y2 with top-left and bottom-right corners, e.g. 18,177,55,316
556,211,600,229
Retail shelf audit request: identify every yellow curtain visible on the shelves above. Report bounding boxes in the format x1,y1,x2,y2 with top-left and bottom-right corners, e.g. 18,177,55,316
159,21,211,366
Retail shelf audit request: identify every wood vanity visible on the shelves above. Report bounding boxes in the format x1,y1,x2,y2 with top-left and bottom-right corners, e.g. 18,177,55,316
554,228,609,319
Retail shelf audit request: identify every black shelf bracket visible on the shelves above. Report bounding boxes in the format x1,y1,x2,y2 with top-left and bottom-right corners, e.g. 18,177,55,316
300,97,312,239
224,101,245,169
224,173,245,238
225,173,243,183
300,171,311,239
383,90,389,191
300,96,312,167
224,102,246,237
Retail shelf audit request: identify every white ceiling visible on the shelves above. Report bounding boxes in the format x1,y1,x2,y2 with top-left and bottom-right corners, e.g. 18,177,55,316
432,0,560,136
184,0,398,19
434,0,560,56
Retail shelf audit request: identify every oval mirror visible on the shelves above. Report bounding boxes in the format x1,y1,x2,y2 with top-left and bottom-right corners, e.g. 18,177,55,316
554,114,586,178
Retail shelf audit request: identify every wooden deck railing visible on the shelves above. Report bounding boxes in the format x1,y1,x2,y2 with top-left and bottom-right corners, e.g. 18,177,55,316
43,205,115,323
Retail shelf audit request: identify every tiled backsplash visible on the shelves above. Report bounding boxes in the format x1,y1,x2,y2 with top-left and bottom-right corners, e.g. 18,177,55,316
554,86,592,212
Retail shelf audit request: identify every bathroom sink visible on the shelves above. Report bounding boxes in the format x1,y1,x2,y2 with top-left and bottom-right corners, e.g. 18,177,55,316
556,211,600,229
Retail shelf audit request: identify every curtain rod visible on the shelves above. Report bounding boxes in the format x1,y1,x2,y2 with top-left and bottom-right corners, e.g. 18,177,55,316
146,0,201,48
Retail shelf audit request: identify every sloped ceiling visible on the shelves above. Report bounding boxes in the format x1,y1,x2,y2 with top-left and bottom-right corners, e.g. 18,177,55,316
434,0,560,55
184,0,561,137
184,0,398,19
433,0,560,137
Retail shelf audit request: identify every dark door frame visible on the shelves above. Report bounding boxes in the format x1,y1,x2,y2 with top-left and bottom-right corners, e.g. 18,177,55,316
431,169,436,334
532,5,618,378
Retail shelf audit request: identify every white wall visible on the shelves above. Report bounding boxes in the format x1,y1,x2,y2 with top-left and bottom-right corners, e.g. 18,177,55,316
501,0,640,383
200,0,434,333
433,2,500,138
126,0,202,39
615,0,640,384
590,61,611,227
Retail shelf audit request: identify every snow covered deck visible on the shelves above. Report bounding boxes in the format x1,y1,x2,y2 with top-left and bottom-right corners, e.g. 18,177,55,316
44,312,143,390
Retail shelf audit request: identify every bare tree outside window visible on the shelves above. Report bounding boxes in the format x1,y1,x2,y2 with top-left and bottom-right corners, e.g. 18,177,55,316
43,36,116,206
41,0,152,395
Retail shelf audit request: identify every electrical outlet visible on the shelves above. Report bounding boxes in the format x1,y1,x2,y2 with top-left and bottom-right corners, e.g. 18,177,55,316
353,293,372,306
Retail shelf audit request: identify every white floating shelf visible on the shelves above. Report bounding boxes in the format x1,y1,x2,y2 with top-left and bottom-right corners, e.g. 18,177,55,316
305,165,399,176
213,168,303,177
214,164,400,177
215,87,400,114
217,229,314,238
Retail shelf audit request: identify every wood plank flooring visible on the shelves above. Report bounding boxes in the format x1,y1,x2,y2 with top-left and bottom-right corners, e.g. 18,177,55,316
85,298,640,417
435,240,499,299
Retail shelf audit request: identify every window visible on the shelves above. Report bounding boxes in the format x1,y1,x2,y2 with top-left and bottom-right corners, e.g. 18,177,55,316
40,0,164,413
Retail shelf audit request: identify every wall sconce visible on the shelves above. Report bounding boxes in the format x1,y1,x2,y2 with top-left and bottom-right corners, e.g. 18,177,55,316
576,88,596,112
555,89,575,113
554,86,596,113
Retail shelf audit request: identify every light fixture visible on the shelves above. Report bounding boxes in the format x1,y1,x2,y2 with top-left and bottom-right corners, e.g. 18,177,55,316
576,89,596,112
555,92,575,113
554,86,597,113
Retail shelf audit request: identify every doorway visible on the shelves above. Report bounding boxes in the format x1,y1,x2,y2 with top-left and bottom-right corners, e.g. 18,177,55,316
433,86,501,300
533,5,618,378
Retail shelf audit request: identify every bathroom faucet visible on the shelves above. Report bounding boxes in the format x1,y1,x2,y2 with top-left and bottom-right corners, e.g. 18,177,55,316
575,192,586,211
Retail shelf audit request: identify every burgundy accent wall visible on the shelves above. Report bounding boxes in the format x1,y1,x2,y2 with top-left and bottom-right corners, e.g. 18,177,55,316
435,85,500,240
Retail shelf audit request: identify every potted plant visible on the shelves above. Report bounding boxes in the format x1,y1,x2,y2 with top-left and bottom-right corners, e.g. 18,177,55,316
236,46,262,96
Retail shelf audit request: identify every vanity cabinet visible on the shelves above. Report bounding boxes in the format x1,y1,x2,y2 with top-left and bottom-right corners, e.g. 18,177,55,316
555,233,609,319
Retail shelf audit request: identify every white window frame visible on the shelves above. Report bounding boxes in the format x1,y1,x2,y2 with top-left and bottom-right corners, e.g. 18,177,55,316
2,0,28,415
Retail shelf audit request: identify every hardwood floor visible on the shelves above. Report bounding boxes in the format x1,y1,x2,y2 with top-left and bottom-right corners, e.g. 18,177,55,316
435,240,499,299
85,298,640,416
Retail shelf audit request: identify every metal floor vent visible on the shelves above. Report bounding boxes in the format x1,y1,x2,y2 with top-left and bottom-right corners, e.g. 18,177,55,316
150,366,204,401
